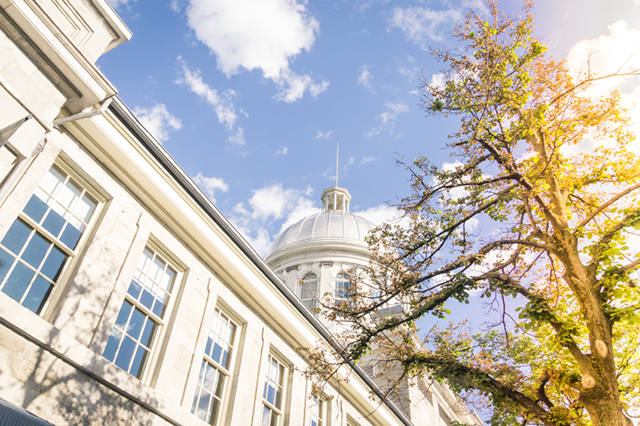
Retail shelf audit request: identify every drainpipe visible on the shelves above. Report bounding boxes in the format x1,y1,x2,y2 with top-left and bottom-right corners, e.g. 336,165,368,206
53,96,115,126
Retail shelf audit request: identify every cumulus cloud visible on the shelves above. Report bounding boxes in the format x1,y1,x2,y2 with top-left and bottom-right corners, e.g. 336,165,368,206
132,104,182,143
192,173,229,203
185,0,328,102
229,184,320,256
275,146,289,155
565,20,640,150
176,57,246,146
358,65,374,93
388,6,462,49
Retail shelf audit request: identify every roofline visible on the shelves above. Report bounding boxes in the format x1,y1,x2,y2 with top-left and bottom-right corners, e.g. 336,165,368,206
108,97,415,426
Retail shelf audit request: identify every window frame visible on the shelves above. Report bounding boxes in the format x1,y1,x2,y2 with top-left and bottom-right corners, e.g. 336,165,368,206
191,306,240,425
261,352,288,426
334,272,351,305
300,272,318,314
0,163,103,317
102,244,180,381
309,394,329,426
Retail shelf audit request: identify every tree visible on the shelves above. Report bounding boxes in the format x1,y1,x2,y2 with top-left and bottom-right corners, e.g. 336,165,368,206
315,2,640,425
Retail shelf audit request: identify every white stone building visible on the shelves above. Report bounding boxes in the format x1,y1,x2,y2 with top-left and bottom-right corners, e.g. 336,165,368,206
0,1,482,426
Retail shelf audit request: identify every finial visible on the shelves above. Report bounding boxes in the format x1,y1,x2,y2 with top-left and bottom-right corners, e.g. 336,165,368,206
335,141,339,187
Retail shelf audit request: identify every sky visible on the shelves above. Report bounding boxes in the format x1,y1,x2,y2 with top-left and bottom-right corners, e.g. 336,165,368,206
98,0,640,260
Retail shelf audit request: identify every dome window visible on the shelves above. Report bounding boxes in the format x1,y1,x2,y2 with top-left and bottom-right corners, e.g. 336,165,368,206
300,273,318,314
335,273,351,305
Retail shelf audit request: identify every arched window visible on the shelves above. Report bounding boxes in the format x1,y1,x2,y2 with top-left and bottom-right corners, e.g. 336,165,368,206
300,273,318,313
335,273,351,304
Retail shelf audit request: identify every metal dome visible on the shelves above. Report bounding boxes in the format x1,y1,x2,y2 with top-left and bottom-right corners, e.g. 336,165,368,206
265,210,376,259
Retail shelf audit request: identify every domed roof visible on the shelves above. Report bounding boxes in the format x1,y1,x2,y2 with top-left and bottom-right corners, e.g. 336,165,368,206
265,186,377,260
265,210,376,259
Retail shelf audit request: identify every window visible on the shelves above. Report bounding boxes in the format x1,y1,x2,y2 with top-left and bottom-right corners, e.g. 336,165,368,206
0,166,97,314
335,273,351,305
300,273,318,314
309,395,327,426
262,354,286,426
191,308,238,425
103,246,177,379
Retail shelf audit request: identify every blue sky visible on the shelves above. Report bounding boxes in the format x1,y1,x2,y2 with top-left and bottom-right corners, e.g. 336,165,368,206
98,0,640,263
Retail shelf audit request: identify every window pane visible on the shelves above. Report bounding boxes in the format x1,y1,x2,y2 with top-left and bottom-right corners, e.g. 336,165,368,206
22,275,52,314
161,267,176,292
127,275,142,298
39,167,65,196
59,219,84,249
21,232,50,269
197,392,211,423
40,246,67,281
75,194,97,223
140,289,154,310
2,219,32,255
22,193,49,223
2,261,35,302
103,328,123,362
0,248,16,283
139,319,157,348
129,346,149,378
42,206,66,237
262,406,271,426
57,179,82,210
209,398,221,425
114,300,133,329
152,297,165,317
127,307,146,340
114,336,136,371
203,362,218,391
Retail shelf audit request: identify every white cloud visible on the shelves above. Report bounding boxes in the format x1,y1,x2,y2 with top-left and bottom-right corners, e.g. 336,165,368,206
176,57,239,130
388,6,462,49
380,102,410,123
275,146,289,155
227,127,246,146
360,156,377,165
229,183,321,256
185,0,327,102
358,65,374,93
132,104,182,143
192,173,229,202
565,20,640,151
355,204,408,228
170,0,181,12
316,130,333,139
364,128,381,138
176,57,247,146
367,102,411,137
107,0,135,9
274,69,329,103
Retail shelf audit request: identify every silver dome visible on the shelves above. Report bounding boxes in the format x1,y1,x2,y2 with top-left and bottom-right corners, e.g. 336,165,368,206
265,211,376,259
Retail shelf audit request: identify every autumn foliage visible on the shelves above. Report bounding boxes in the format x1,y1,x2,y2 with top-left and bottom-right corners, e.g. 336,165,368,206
316,2,640,426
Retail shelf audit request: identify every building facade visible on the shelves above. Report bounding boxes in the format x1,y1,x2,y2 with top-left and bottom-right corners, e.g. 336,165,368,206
0,1,481,426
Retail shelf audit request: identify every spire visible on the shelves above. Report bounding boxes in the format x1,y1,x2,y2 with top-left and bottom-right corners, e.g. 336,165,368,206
335,141,339,187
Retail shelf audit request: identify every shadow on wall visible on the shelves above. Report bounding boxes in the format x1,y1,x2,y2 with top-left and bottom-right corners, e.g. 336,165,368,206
0,269,161,425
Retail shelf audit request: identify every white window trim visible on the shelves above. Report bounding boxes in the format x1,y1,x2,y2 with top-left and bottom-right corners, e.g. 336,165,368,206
0,163,106,320
102,243,182,382
191,306,241,425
